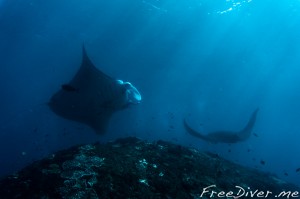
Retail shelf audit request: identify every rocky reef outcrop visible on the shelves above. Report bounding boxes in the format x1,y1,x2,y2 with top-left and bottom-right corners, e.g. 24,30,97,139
0,137,298,198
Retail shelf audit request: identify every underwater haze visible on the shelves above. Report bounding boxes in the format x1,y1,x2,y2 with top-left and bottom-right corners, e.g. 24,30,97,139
0,0,300,186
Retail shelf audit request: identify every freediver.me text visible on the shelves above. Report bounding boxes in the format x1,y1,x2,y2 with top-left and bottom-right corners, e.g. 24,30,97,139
199,185,299,198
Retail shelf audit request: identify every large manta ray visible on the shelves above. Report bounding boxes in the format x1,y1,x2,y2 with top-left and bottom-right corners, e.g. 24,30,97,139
184,108,259,143
49,46,141,134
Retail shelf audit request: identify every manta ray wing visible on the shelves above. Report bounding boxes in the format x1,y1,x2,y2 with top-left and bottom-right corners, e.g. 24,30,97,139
49,46,125,134
184,108,259,143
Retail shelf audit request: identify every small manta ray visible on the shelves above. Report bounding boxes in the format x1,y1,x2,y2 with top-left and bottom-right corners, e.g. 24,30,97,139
184,108,259,144
49,46,142,134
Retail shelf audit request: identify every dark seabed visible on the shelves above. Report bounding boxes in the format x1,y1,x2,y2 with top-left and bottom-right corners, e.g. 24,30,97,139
0,0,300,196
0,137,299,198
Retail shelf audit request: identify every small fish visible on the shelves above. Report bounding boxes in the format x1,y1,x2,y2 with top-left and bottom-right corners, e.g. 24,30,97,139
168,112,174,119
284,172,288,176
253,133,259,137
260,160,265,165
296,168,300,172
61,84,79,92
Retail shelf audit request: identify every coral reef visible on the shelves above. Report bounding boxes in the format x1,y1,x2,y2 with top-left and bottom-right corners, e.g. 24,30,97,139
0,137,298,198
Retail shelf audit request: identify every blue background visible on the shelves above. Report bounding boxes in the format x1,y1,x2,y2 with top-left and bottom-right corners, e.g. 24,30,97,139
0,0,300,186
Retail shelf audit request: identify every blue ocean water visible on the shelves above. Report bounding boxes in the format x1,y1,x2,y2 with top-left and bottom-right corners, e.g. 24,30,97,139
0,0,300,187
